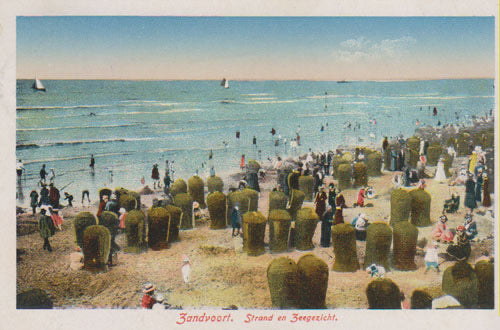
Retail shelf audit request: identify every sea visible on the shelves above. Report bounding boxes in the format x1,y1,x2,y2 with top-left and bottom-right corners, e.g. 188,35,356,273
16,79,495,206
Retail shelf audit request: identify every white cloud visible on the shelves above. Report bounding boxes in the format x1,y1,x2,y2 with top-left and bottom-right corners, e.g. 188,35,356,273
333,36,416,63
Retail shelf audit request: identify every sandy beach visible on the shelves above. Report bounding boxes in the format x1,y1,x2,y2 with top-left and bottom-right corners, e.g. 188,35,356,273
16,122,495,309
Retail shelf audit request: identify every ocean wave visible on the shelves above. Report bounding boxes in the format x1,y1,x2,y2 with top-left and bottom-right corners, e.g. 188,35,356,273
338,101,369,105
17,123,138,132
22,152,133,165
16,137,155,149
307,94,354,99
241,93,272,96
246,97,277,101
297,111,366,118
16,104,109,111
124,108,202,115
387,95,493,100
238,99,305,105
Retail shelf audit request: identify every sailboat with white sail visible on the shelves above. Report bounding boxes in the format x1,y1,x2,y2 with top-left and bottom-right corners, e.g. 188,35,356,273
220,78,229,89
32,77,46,91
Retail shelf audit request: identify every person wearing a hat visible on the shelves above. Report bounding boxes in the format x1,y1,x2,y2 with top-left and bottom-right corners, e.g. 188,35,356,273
463,214,478,241
327,183,336,209
49,168,56,184
141,283,157,309
333,206,344,225
97,194,108,219
356,187,366,207
335,190,347,209
181,257,191,284
151,164,160,190
39,207,56,252
320,205,334,247
152,293,168,310
48,183,60,209
464,173,477,212
231,205,242,237
475,168,483,203
39,164,48,185
38,183,50,208
446,226,471,261
431,215,454,243
118,208,127,230
314,187,327,221
30,189,39,215
354,213,369,241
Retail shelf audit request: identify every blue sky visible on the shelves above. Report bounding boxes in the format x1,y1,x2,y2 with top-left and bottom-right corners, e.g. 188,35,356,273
16,16,495,80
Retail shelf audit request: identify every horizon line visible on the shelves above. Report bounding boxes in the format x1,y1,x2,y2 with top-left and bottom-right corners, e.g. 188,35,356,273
16,77,495,82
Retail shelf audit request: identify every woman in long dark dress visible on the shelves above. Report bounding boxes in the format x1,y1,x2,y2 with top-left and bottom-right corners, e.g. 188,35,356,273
475,170,483,203
314,189,327,221
320,206,333,247
464,174,477,212
482,174,491,207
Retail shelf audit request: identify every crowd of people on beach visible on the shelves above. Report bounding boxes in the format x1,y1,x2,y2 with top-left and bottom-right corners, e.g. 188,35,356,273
16,105,495,309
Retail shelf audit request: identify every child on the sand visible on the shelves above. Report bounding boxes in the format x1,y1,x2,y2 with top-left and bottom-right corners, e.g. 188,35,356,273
423,241,440,273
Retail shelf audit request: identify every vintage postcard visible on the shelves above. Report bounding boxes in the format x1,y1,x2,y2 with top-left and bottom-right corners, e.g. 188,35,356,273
2,0,499,329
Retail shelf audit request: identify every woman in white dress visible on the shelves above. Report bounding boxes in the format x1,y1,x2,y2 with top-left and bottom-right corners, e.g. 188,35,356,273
434,157,447,182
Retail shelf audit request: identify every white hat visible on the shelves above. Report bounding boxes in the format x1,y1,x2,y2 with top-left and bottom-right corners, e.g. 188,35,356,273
155,294,164,302
183,256,190,263
143,282,155,293
119,208,126,214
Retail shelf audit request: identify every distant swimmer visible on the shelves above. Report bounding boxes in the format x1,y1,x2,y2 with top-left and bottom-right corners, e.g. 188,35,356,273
89,154,95,171
433,107,438,116
437,120,441,126
416,120,420,126
209,149,213,160
236,130,240,139
89,112,96,116
252,135,257,146
270,128,276,136
320,125,324,132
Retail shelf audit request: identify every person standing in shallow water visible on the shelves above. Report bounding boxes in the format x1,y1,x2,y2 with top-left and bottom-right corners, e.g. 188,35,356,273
89,154,95,173
151,164,160,189
39,164,48,185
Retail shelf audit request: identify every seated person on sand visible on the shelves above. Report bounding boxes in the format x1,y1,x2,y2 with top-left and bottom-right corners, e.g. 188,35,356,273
463,213,478,241
354,213,369,241
449,162,468,186
446,226,471,261
431,215,454,243
365,264,385,278
356,187,365,207
443,193,460,213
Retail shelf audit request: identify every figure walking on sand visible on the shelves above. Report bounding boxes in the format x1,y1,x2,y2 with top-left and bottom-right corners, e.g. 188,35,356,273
320,205,333,247
39,207,56,252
